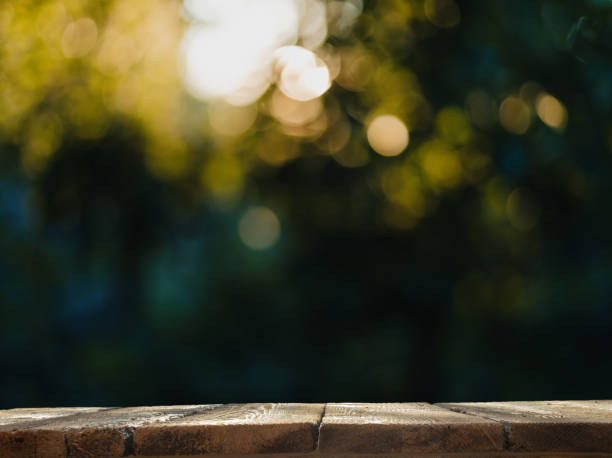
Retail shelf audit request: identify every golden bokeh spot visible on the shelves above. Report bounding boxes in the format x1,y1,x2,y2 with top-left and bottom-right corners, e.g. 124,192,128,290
64,87,109,139
535,93,567,132
315,45,341,81
21,113,63,178
367,67,420,117
0,0,186,182
0,84,37,134
238,206,281,250
201,155,245,201
419,140,462,189
111,76,143,113
327,0,363,38
506,188,539,231
316,119,351,154
275,46,331,102
380,166,426,218
336,47,374,91
376,7,414,50
36,2,70,42
268,90,323,127
499,96,531,135
424,0,461,28
367,115,409,157
435,106,472,145
61,17,98,58
96,32,143,75
208,101,257,137
146,137,190,181
281,110,328,139
381,0,415,22
255,133,300,166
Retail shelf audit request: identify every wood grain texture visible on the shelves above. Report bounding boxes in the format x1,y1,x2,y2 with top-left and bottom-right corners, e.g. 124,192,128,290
438,401,612,453
318,402,505,454
63,405,219,456
2,402,612,456
0,407,109,458
132,403,325,456
0,405,215,457
0,407,107,426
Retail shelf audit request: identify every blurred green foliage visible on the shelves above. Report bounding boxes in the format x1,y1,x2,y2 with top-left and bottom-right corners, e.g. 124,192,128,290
1,0,612,407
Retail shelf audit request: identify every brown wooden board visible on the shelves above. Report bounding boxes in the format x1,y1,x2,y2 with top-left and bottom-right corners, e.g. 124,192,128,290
0,405,215,457
2,402,612,456
132,403,325,456
318,402,505,454
0,407,110,457
437,401,612,454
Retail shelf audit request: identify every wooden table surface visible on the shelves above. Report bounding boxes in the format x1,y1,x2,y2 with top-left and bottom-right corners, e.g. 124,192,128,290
1,401,611,457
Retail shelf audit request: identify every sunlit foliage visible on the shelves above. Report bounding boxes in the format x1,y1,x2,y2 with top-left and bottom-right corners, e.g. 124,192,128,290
2,0,612,406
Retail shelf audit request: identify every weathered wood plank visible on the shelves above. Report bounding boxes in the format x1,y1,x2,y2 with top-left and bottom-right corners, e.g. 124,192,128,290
132,403,325,456
318,402,505,454
0,407,107,426
0,405,215,457
0,407,110,458
437,401,612,454
2,402,612,456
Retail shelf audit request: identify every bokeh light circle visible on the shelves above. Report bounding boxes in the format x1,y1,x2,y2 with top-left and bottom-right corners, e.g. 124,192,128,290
238,207,281,250
367,115,409,157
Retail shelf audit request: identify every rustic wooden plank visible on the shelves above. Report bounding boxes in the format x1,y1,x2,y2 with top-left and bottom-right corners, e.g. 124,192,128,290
437,401,612,454
62,405,218,456
0,405,215,457
3,402,612,456
0,407,110,458
0,407,107,426
318,402,505,454
132,403,325,456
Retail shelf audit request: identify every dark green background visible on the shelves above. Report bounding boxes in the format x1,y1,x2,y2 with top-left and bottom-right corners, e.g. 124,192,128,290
1,0,612,407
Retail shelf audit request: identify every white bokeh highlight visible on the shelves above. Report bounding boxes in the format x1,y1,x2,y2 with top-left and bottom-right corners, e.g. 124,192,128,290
181,0,332,105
